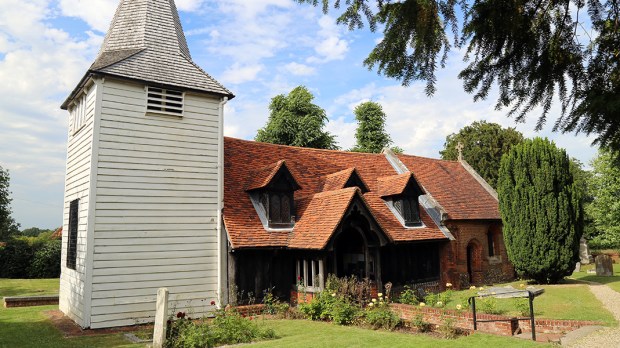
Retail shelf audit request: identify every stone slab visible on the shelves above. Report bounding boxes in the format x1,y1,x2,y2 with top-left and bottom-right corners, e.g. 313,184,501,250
3,295,59,308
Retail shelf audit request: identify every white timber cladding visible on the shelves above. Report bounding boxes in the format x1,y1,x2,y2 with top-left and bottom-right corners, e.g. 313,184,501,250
60,80,98,327
90,78,221,328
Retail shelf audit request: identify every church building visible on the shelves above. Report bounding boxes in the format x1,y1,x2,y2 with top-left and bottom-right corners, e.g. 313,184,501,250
59,0,513,329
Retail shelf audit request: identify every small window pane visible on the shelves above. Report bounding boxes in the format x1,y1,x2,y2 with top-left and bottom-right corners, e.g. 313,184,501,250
281,194,290,223
67,199,79,270
269,194,281,222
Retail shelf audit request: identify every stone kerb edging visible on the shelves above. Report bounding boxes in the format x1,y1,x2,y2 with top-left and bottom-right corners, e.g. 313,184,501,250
3,295,59,308
390,303,602,336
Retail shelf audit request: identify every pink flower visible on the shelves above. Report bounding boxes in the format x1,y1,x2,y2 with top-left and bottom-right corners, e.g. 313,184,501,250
176,311,186,319
210,300,216,306
297,276,302,281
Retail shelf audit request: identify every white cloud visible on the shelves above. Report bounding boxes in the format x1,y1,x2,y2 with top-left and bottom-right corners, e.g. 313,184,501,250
0,0,101,228
307,15,349,63
176,0,206,12
283,62,315,76
221,63,263,84
57,0,118,32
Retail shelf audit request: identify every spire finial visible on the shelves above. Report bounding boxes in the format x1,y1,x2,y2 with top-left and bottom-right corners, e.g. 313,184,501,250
456,142,464,161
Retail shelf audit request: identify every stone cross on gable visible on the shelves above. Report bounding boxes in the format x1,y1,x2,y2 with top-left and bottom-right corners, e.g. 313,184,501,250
456,142,464,161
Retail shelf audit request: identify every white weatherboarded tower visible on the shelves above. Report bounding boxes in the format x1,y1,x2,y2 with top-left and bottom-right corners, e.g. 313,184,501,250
59,0,233,329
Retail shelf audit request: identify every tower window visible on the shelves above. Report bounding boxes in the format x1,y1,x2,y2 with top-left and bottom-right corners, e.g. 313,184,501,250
66,199,79,270
147,87,184,116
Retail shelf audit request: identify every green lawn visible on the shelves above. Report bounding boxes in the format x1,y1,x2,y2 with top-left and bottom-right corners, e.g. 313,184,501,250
0,279,60,297
247,319,549,347
570,263,620,294
0,305,140,348
447,281,616,325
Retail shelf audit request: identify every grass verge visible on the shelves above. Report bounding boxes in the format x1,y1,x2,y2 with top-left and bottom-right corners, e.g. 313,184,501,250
0,279,60,297
570,263,620,294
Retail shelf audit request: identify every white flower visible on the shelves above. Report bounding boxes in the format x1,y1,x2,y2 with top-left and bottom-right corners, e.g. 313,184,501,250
372,298,377,303
331,293,336,297
469,286,476,290
368,302,374,307
446,283,453,288
378,293,383,297
436,301,443,307
419,302,426,307
456,304,462,310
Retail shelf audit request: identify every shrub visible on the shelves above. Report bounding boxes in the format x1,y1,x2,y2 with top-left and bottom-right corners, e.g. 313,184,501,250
28,240,61,278
0,238,36,278
364,305,400,330
477,297,504,315
324,274,373,305
437,316,458,339
262,290,289,317
513,298,530,317
165,310,276,348
411,313,432,333
397,285,419,305
498,137,583,284
330,299,361,325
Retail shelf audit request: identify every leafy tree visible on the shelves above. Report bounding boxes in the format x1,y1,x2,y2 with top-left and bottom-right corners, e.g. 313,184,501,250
586,149,620,249
0,166,19,241
497,138,583,284
298,1,620,152
256,86,338,150
21,227,53,237
350,101,396,153
440,121,524,188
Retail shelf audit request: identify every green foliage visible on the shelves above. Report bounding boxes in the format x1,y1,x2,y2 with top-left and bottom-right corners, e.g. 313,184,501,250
255,86,338,150
350,101,395,153
330,299,361,325
513,298,530,317
364,304,401,330
498,138,583,284
298,291,335,321
423,290,453,308
28,240,61,278
21,227,54,237
396,285,419,305
0,166,19,242
437,316,458,339
586,149,620,249
477,297,504,315
0,234,61,278
411,313,432,333
440,121,524,188
165,310,277,348
297,1,620,153
324,274,373,305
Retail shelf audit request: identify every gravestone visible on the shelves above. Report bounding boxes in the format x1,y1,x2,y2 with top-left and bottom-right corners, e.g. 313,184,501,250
579,237,591,264
574,262,581,273
595,255,613,276
153,288,169,348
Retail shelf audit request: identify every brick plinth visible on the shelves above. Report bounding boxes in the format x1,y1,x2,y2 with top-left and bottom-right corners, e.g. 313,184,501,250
390,303,602,336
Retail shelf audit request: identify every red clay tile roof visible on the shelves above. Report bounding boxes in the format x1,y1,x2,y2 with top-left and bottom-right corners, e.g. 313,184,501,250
397,154,500,220
244,160,300,191
289,187,359,249
223,137,499,249
377,173,414,197
322,167,369,193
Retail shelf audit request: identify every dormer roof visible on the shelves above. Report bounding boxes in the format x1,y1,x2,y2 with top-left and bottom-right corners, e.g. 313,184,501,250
322,167,369,193
245,160,301,192
377,172,425,197
62,0,233,109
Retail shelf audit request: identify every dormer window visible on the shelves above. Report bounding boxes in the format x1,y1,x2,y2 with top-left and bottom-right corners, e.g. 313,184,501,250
393,196,421,226
247,160,301,229
378,172,425,228
147,86,184,116
259,190,294,227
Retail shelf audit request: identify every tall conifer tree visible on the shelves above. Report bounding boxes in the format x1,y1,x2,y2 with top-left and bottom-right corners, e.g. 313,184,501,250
497,138,583,283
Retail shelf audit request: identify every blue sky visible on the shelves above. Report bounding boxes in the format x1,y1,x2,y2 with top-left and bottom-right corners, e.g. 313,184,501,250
0,0,599,229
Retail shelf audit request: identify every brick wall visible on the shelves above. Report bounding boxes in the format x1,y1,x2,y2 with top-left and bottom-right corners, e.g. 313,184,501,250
390,303,601,336
441,221,515,289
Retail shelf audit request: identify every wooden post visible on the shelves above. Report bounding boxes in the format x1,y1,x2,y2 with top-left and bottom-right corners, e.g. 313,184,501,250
153,288,169,348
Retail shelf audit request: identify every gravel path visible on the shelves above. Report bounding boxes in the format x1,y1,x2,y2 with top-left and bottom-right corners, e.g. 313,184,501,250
566,282,620,347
